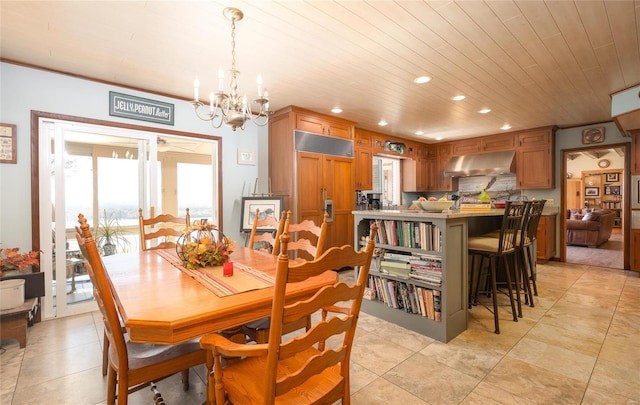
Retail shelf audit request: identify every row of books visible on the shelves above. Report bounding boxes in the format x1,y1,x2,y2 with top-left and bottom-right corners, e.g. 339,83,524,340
365,275,442,321
377,252,442,287
372,219,441,251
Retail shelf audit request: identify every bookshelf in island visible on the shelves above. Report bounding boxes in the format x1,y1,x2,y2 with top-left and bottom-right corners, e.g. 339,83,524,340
353,209,505,342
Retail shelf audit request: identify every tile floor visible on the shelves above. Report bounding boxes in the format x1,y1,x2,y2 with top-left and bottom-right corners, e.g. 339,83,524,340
1,261,639,405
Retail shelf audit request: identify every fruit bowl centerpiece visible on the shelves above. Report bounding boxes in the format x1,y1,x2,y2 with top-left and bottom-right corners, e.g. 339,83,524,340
412,200,454,212
176,220,234,269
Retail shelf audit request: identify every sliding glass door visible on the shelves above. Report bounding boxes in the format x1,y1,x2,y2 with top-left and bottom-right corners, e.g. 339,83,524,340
38,118,219,318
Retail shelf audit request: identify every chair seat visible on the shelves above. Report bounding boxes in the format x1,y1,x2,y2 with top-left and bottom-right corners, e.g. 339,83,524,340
109,336,203,376
468,236,502,253
222,347,344,405
482,230,531,246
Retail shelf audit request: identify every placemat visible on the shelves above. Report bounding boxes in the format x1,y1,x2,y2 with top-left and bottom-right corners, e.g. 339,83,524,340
155,249,274,297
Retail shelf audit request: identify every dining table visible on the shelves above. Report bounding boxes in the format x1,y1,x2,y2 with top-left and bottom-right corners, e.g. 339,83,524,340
102,246,338,345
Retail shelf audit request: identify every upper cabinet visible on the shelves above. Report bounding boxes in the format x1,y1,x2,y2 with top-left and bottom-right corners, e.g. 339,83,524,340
480,134,515,152
354,129,373,190
631,129,640,174
294,108,354,139
515,126,556,190
451,139,481,156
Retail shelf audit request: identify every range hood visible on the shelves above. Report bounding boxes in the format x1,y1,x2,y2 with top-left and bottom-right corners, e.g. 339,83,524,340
444,150,516,177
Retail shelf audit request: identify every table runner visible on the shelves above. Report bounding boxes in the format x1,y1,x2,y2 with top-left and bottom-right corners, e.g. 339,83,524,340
155,250,274,297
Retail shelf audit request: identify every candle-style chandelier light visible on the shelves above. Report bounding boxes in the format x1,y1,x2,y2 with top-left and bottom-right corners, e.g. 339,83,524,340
191,7,271,131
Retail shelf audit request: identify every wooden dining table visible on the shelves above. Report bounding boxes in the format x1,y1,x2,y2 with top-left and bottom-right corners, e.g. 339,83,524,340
102,246,337,345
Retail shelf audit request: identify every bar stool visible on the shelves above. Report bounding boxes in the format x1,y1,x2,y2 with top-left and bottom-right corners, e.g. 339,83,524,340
519,200,546,306
468,201,526,334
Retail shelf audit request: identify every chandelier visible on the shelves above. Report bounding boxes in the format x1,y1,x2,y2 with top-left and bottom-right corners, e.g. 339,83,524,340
191,7,271,131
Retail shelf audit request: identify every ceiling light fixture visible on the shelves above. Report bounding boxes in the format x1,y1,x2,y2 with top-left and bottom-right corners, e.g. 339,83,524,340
331,107,343,113
415,130,425,136
413,76,432,84
191,7,271,131
501,124,512,130
452,95,465,101
378,120,388,126
478,108,491,114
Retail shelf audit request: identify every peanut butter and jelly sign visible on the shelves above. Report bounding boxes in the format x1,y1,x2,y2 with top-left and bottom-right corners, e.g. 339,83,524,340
109,92,174,125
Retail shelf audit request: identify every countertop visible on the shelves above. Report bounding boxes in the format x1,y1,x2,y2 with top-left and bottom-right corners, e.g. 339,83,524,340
353,205,559,219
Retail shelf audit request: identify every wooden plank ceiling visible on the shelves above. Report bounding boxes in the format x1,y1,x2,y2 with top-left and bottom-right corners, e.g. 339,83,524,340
1,1,639,141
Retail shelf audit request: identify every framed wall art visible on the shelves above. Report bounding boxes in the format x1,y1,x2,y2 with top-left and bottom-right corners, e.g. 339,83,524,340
237,149,256,165
0,123,17,164
240,196,283,232
605,173,619,182
585,187,599,196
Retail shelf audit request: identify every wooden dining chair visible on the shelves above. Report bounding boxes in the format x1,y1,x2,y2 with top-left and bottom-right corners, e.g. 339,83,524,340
200,223,377,405
247,208,286,255
76,214,207,405
241,211,329,343
138,207,190,251
282,210,329,261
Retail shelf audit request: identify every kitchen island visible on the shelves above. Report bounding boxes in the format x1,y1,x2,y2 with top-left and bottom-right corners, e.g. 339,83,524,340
353,209,506,342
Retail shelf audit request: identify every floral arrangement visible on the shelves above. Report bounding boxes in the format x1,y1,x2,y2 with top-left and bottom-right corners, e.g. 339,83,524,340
0,247,40,275
176,220,234,269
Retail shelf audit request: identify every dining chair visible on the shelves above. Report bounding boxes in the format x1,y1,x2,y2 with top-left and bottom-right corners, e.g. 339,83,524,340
468,201,526,334
199,223,377,405
247,208,286,255
138,207,190,251
241,210,328,343
282,210,329,262
76,214,207,405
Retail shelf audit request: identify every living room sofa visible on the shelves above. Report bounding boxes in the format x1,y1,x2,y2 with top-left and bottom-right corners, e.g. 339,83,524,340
566,209,615,248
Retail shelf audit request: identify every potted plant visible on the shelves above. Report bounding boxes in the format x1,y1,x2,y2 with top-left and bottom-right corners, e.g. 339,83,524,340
96,209,131,256
0,247,40,277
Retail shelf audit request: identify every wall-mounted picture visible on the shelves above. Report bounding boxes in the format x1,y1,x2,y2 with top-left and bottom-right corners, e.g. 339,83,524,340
609,186,621,195
605,173,619,182
240,196,283,232
585,187,599,196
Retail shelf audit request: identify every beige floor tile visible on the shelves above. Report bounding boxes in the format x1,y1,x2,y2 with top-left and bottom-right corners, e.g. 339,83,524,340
482,357,586,404
384,352,481,405
581,386,639,405
524,322,604,356
350,377,429,405
418,340,504,380
506,337,597,383
588,358,640,401
0,341,24,397
350,331,415,376
598,336,640,370
459,381,535,405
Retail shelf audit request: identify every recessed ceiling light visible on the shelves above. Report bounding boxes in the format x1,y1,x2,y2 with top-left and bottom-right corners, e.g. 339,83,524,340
378,120,388,126
331,107,342,113
452,95,465,101
415,130,424,136
435,136,444,141
478,108,491,114
501,124,511,130
413,76,431,84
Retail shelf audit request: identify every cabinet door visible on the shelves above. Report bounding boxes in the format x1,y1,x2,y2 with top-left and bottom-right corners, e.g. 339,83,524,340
518,129,551,148
297,152,324,217
482,134,515,152
295,113,325,135
325,121,353,139
323,156,355,248
632,230,640,271
355,146,373,190
517,146,553,189
632,131,640,174
425,157,438,191
451,139,481,156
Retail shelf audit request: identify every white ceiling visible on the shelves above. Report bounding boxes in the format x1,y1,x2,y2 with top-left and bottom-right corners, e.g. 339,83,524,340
1,1,639,142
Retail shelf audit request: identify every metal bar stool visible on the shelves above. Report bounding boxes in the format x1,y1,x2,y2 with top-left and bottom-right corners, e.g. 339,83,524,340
468,201,527,334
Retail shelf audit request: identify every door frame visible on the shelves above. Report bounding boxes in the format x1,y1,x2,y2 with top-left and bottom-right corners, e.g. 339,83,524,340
560,143,630,270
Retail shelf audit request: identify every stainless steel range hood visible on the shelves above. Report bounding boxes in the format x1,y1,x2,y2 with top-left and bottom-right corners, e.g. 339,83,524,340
444,150,516,177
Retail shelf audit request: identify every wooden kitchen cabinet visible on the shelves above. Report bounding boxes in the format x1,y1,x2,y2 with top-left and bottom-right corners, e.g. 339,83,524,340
481,134,515,152
355,129,373,190
631,230,640,272
536,214,556,263
516,127,556,189
451,139,481,156
295,109,354,139
631,130,640,174
269,106,356,251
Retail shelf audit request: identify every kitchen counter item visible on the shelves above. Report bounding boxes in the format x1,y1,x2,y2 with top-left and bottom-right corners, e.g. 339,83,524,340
413,200,454,212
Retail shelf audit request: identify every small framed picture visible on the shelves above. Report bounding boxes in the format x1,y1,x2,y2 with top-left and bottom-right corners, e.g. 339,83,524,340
605,173,619,182
0,123,17,164
610,186,620,195
240,196,283,232
585,187,599,196
237,149,256,165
